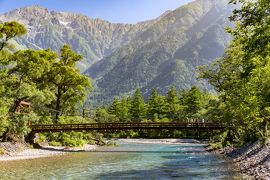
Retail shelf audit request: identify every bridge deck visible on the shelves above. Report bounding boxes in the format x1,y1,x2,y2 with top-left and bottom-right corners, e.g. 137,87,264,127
30,122,225,133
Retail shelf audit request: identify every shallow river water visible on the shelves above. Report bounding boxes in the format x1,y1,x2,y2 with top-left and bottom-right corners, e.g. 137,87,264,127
0,140,243,179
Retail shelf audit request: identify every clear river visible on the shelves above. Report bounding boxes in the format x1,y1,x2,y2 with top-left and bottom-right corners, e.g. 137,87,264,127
0,140,242,179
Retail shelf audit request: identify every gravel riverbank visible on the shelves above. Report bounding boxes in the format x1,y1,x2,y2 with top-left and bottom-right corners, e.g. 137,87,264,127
0,139,202,161
0,142,97,161
211,141,270,179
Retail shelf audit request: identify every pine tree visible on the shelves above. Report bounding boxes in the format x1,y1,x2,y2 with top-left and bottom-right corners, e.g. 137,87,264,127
147,88,159,119
131,89,147,121
108,97,121,117
166,86,183,120
180,86,202,118
119,97,132,121
147,88,167,120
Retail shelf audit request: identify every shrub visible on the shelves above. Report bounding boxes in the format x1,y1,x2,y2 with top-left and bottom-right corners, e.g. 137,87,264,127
62,138,86,147
49,141,62,146
209,142,223,150
209,131,230,149
36,133,47,144
0,148,6,154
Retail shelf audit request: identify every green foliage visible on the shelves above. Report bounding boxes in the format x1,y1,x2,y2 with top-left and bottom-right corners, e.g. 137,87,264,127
180,86,202,118
0,100,9,135
100,85,225,138
147,88,167,119
49,141,62,147
59,133,87,147
0,21,27,51
58,116,90,124
48,45,91,121
0,148,6,154
85,0,233,105
46,131,89,147
95,106,117,123
36,134,47,144
104,86,213,124
166,86,183,120
4,49,58,114
119,97,132,121
0,21,92,143
199,0,270,145
8,114,29,136
131,89,147,121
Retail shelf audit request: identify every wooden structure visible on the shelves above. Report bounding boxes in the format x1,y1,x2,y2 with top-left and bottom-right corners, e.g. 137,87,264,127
26,122,226,143
30,122,226,133
15,101,31,113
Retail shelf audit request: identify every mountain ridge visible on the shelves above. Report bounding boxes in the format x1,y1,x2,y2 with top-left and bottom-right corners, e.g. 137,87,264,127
0,5,163,70
85,0,235,104
0,0,236,105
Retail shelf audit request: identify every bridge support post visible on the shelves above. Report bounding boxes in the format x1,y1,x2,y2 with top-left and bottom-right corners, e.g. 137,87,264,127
197,130,200,138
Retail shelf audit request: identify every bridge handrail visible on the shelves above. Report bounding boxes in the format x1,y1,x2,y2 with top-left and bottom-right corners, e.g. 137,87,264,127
30,122,225,131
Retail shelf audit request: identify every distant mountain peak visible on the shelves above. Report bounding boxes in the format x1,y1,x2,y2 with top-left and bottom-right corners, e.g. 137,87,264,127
0,4,159,70
8,5,50,15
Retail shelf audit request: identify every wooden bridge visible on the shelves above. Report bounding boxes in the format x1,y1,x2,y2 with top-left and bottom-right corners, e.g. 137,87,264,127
30,122,226,133
26,122,226,143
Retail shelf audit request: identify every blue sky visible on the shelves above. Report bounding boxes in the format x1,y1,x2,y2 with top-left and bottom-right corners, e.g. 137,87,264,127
0,0,193,24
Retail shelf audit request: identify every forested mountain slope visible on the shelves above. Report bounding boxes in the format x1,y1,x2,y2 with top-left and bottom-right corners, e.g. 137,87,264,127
0,0,235,104
85,0,235,103
0,6,161,70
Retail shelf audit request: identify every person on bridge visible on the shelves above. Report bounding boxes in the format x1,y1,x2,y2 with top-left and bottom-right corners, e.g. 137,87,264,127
202,118,205,127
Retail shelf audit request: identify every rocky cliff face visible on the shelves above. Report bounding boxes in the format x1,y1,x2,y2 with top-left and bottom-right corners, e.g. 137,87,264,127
0,5,159,70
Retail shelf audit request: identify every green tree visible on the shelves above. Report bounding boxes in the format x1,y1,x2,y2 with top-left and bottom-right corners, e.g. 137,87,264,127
147,88,167,120
200,0,270,143
95,106,117,123
0,21,27,103
1,49,58,141
180,86,202,118
108,97,121,120
166,86,183,120
5,49,57,113
0,21,27,51
119,97,132,121
0,21,28,141
131,89,147,121
147,88,159,119
48,45,91,121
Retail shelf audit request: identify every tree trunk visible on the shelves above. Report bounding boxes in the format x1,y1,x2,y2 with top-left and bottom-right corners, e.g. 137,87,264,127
9,99,21,113
55,88,62,123
2,127,10,142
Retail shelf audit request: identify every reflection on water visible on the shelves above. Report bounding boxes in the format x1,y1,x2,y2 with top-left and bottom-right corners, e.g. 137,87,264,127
0,141,242,179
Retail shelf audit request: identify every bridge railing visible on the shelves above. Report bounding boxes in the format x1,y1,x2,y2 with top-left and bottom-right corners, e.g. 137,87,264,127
30,122,225,132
